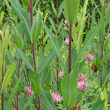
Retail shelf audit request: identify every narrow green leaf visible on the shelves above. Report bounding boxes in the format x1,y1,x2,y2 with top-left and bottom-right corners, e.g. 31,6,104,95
30,72,42,95
41,89,56,110
61,73,77,107
2,63,16,91
38,50,55,73
64,0,80,25
58,1,64,18
22,96,33,110
91,100,105,110
51,1,57,17
4,0,11,10
42,23,66,70
31,9,42,43
49,17,56,33
10,0,31,39
40,68,51,86
15,45,34,71
12,27,23,49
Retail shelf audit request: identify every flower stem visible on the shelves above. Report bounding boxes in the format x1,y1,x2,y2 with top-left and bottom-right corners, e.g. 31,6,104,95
32,43,37,71
29,0,41,109
67,107,69,110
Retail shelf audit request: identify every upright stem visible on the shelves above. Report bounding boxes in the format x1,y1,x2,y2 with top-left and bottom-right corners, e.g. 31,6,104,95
67,107,69,110
32,43,37,71
2,48,5,110
29,0,41,109
101,0,106,88
56,0,59,89
68,23,72,73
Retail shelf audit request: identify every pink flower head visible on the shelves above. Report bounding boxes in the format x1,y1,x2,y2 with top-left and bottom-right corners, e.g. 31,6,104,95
77,81,88,90
65,20,68,24
25,86,34,96
77,74,88,91
85,53,94,61
64,38,69,45
58,71,64,77
78,74,87,82
51,93,62,103
64,26,67,30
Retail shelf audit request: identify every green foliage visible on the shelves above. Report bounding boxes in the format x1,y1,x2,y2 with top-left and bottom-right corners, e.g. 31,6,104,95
31,9,42,43
61,73,77,108
41,89,56,110
29,71,42,95
42,22,66,70
76,0,88,52
12,27,23,49
10,0,31,39
64,0,80,25
5,79,21,110
100,88,108,110
15,45,34,71
2,63,16,91
22,96,33,110
91,100,105,110
0,11,4,26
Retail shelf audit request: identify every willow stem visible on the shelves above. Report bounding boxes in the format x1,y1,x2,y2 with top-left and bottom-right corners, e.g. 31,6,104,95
67,108,69,110
29,0,41,109
32,43,37,71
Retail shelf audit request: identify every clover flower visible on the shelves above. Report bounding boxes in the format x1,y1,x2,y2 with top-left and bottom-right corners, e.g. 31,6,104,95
64,38,69,45
77,74,88,91
51,93,62,103
64,26,67,30
85,53,94,61
58,71,64,77
25,86,34,96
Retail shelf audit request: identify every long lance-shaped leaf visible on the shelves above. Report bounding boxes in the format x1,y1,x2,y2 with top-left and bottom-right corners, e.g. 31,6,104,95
64,0,80,25
30,72,42,95
5,79,21,110
38,50,55,73
10,0,31,39
91,100,105,110
15,45,34,71
6,50,18,73
61,73,77,107
22,96,33,110
41,89,56,110
31,9,42,43
2,63,16,91
42,23,66,70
